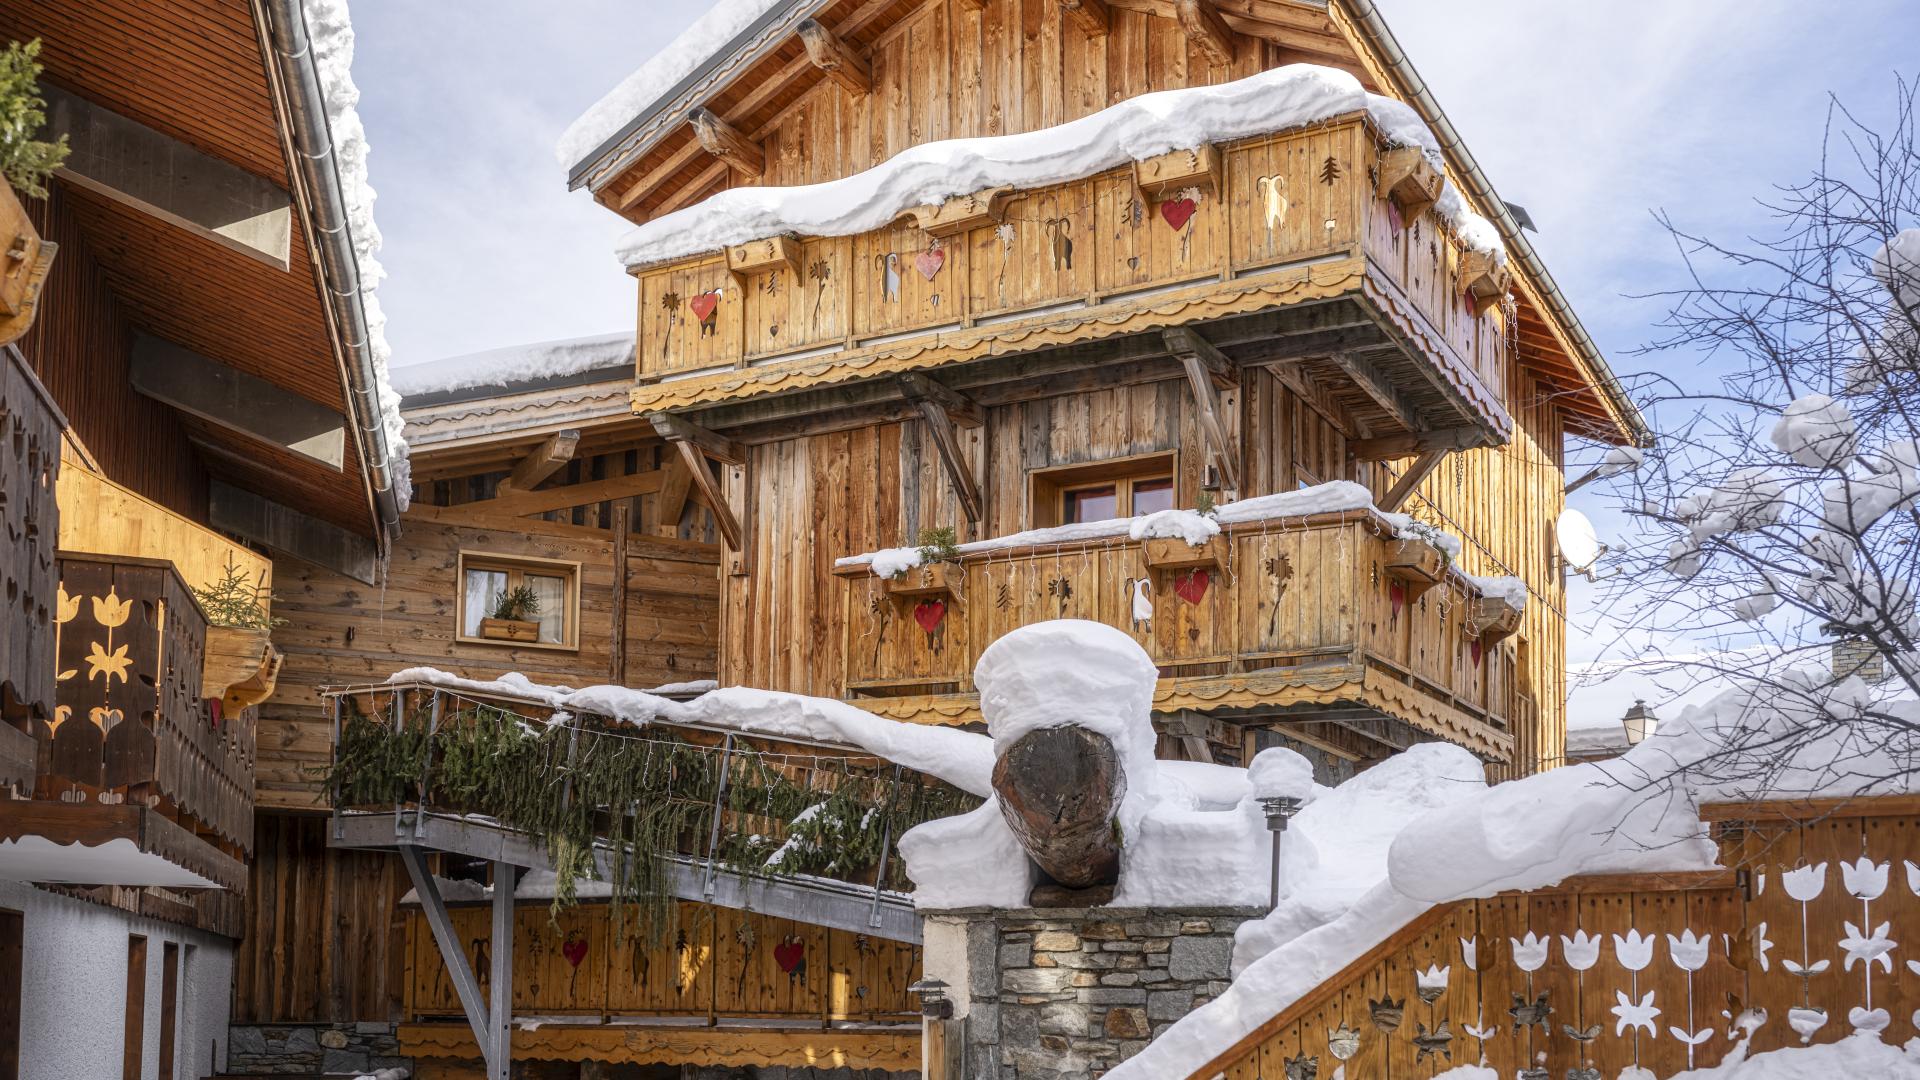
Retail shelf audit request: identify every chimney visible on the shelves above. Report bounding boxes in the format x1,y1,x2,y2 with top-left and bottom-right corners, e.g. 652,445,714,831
1832,637,1887,684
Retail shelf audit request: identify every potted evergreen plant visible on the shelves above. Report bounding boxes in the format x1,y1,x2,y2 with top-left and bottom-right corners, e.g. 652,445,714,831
192,555,285,705
480,585,542,642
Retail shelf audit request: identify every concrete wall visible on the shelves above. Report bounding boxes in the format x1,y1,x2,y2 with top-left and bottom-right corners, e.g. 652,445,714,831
0,879,233,1080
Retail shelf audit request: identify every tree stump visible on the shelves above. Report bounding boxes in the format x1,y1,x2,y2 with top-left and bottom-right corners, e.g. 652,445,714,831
990,725,1127,889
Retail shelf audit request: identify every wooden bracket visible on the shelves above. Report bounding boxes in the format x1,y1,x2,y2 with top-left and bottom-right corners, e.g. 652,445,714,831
1060,0,1111,36
1134,144,1220,199
1163,328,1240,493
1380,447,1450,512
1173,0,1239,66
497,428,580,494
797,19,872,95
1326,350,1418,433
653,455,693,537
1351,425,1484,462
688,107,765,178
1461,249,1512,315
899,373,984,525
1376,146,1443,223
651,413,745,550
905,186,1014,238
725,235,804,280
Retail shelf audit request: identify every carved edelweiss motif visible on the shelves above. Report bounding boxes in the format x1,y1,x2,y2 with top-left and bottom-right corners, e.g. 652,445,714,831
1508,992,1552,1033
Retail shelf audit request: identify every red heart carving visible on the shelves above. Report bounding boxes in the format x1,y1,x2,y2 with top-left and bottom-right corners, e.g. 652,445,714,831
1160,198,1197,231
1172,569,1210,605
688,291,720,322
913,599,947,633
774,940,805,973
561,934,588,968
914,247,945,281
1390,582,1406,619
1470,638,1485,667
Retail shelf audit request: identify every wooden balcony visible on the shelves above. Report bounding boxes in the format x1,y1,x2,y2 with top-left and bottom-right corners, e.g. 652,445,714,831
0,553,254,891
630,113,1512,451
1,345,62,736
834,510,1524,761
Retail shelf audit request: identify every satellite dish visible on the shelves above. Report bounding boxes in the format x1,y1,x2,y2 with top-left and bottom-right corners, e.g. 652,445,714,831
1556,509,1605,577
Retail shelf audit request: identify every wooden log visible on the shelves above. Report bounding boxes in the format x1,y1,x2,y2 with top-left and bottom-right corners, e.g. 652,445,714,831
688,107,765,178
797,19,872,95
991,725,1127,890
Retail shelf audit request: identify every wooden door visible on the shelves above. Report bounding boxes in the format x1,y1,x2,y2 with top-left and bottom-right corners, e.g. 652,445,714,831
0,909,20,1080
123,935,147,1080
159,942,180,1080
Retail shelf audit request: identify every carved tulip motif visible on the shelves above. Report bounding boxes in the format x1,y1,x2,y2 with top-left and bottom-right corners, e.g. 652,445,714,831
1561,930,1602,972
91,586,131,628
1782,862,1829,902
1510,932,1550,973
1667,930,1710,973
1614,930,1657,972
1841,857,1890,901
1415,964,1450,1003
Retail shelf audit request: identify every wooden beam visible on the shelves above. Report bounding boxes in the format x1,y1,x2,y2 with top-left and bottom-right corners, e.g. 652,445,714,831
1350,426,1485,462
208,481,378,584
1173,0,1239,66
132,333,346,469
450,469,665,519
399,846,494,1068
688,107,765,178
796,19,872,95
610,504,631,685
1379,447,1449,512
1177,352,1240,493
898,375,983,525
1060,0,1111,36
43,85,291,269
896,372,983,427
672,440,743,550
615,140,705,212
1325,350,1419,432
1162,326,1238,390
654,456,693,538
650,413,746,465
497,428,579,493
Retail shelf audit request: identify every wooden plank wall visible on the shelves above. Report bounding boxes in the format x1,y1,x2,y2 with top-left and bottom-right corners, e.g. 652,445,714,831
17,188,205,521
232,813,410,1024
404,900,921,1024
1203,807,1920,1080
1370,368,1566,775
256,513,719,810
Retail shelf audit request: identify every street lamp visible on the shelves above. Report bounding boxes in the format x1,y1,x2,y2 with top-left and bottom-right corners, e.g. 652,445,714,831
908,976,953,1019
1258,795,1304,910
1621,699,1658,746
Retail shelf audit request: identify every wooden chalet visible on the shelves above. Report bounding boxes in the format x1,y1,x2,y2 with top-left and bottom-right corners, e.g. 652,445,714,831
564,0,1647,780
0,1,403,1076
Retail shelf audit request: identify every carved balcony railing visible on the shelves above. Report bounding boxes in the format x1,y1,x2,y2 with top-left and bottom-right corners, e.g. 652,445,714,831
1,346,62,786
835,511,1525,761
8,553,256,890
630,113,1512,450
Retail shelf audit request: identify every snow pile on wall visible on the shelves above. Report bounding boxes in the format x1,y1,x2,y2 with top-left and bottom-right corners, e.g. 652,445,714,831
608,64,1505,270
302,0,411,508
391,331,636,400
555,0,786,172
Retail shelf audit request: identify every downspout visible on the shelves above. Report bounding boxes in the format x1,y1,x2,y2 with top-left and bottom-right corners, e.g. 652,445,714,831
1339,0,1652,448
261,0,404,542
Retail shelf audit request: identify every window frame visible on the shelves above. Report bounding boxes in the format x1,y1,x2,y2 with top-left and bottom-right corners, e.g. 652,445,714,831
454,550,583,652
1028,451,1179,528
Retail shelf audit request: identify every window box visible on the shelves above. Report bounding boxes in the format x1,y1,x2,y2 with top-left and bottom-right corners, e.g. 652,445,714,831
1143,535,1224,571
882,561,963,598
1468,594,1525,642
479,617,542,643
1384,537,1446,601
201,625,281,706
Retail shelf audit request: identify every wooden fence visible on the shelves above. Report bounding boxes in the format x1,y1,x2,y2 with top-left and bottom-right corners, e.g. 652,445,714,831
1193,798,1920,1079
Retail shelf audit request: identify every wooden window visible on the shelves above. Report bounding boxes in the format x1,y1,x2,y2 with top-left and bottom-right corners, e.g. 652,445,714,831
123,935,146,1080
0,909,20,1080
454,551,582,651
158,942,179,1080
1030,452,1178,527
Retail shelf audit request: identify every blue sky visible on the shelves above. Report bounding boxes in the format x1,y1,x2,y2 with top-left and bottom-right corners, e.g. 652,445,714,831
349,0,1918,723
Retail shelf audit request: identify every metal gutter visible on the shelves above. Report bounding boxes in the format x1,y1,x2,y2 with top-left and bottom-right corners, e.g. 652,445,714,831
1337,0,1652,447
260,0,404,543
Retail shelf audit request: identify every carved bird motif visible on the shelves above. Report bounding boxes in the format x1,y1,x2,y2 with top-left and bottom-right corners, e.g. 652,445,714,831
1129,577,1153,628
876,252,902,303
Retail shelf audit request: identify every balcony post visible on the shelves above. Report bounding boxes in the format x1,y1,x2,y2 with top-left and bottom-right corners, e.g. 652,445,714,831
329,693,344,841
701,734,736,897
413,690,443,840
868,764,904,928
488,858,514,1080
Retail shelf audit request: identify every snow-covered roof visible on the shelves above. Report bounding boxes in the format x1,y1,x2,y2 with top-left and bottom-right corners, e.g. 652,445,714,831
610,64,1502,271
301,0,411,509
557,0,794,175
391,331,635,406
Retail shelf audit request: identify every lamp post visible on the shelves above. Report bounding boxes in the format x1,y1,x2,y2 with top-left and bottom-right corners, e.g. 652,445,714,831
1258,795,1303,910
908,976,952,1019
1621,699,1658,747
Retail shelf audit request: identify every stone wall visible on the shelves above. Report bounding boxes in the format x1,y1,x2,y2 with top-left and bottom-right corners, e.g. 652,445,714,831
226,1021,411,1075
937,906,1260,1080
